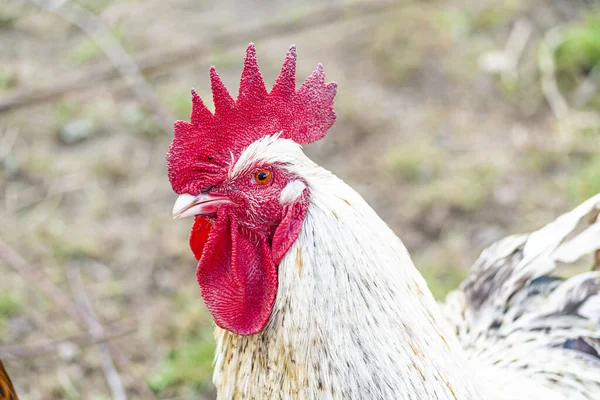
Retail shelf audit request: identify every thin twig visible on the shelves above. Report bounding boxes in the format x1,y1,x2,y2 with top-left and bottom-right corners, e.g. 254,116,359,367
104,340,158,400
0,0,410,115
0,323,135,360
538,26,572,136
29,0,174,133
67,264,127,400
0,239,157,400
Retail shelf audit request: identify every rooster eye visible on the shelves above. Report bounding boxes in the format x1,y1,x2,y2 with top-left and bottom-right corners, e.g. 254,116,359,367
253,169,272,185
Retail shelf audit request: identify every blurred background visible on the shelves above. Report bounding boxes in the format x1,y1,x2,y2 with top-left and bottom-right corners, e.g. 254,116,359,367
1,0,600,398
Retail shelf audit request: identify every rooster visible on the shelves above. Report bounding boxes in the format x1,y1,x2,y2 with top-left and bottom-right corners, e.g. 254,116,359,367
0,360,18,400
167,43,600,399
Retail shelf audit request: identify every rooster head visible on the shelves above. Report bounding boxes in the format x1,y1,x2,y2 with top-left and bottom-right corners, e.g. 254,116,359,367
166,43,337,335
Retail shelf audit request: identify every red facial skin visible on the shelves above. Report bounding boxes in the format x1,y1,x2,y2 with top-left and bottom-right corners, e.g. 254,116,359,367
189,163,308,336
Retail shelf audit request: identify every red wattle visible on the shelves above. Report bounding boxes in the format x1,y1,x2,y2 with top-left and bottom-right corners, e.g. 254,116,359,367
193,215,278,336
189,217,212,260
188,195,308,336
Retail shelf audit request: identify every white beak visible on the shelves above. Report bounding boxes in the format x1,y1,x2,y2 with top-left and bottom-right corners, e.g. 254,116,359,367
172,193,233,219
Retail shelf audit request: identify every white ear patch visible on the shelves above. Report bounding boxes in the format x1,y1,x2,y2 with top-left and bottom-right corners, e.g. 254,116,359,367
280,180,307,205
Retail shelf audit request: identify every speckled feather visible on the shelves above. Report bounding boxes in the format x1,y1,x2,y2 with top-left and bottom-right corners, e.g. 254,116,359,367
444,194,600,399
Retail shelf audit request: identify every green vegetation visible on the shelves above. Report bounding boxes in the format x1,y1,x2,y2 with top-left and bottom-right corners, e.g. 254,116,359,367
430,3,522,39
164,90,193,121
551,11,600,110
54,102,80,125
555,13,600,75
210,47,244,72
92,157,129,182
149,292,216,395
522,148,564,173
385,141,443,183
0,293,21,319
54,101,97,129
415,256,466,300
148,327,215,394
0,71,16,90
22,152,54,176
468,2,522,32
0,293,22,337
39,224,102,262
418,165,500,211
73,0,113,15
71,38,104,64
0,3,22,29
565,156,600,206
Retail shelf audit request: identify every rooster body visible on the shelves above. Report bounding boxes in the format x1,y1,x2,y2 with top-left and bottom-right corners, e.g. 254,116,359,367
167,44,600,399
211,137,599,400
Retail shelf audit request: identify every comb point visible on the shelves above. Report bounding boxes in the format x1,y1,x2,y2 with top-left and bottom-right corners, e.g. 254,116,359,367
272,45,298,98
287,44,297,58
246,42,257,57
190,88,213,125
239,42,267,102
209,66,234,115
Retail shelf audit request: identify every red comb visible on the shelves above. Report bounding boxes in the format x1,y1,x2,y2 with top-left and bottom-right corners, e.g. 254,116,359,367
166,43,337,195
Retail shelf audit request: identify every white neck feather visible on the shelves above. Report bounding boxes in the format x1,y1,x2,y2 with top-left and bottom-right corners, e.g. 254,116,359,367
213,140,486,399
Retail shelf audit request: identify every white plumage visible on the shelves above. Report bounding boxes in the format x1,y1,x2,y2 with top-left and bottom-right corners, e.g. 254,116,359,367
211,136,600,399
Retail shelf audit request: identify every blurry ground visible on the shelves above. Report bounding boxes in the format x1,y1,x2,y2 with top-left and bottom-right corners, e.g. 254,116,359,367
1,0,600,398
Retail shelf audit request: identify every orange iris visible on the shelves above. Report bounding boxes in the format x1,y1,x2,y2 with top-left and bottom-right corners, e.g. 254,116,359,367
254,169,272,185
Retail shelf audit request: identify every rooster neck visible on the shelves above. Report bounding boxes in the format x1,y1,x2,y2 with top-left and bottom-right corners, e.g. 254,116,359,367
213,170,485,399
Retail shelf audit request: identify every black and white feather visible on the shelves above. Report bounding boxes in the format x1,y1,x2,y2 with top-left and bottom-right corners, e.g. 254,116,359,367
444,194,600,399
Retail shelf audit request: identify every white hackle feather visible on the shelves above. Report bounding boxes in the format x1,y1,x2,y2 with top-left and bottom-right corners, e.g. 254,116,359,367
279,180,307,205
211,136,600,399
